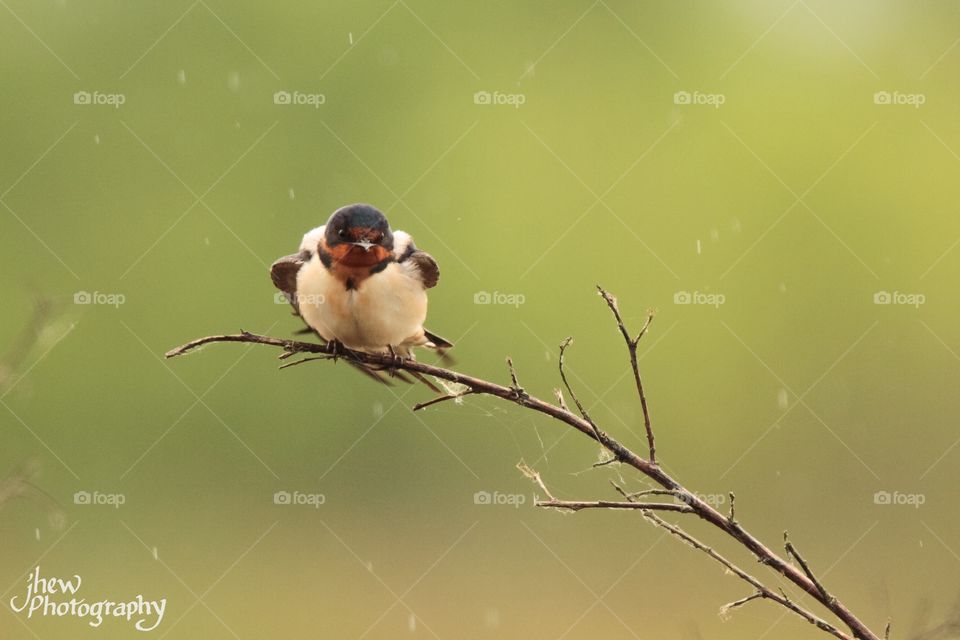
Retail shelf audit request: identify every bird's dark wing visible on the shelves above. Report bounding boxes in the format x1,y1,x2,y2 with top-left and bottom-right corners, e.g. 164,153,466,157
393,232,440,290
270,252,307,301
405,251,440,289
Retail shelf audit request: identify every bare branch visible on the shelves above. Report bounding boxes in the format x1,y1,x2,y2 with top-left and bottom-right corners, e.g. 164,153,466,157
642,510,851,640
597,286,657,464
166,289,884,640
1,298,59,393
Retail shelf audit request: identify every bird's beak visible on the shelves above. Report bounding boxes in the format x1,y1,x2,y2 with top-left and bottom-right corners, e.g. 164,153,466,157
351,241,376,252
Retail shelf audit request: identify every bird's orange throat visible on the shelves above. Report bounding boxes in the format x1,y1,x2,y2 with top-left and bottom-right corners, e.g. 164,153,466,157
322,242,392,288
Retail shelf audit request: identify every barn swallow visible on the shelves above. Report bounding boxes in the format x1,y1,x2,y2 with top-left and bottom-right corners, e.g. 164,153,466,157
270,203,453,388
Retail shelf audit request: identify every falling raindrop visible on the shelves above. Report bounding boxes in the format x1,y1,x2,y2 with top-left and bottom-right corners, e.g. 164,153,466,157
34,528,40,541
93,133,101,145
176,69,187,86
373,401,383,418
365,560,373,572
288,188,296,200
152,547,158,560
227,71,240,93
204,237,211,246
777,388,789,410
407,613,416,632
696,239,702,255
348,32,354,45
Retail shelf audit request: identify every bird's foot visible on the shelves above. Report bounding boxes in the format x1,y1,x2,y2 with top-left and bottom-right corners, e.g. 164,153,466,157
386,345,407,372
325,339,345,361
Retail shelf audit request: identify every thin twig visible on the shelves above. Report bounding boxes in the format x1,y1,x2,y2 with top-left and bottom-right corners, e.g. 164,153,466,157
517,461,556,502
597,286,657,464
592,456,618,468
278,355,331,370
553,388,569,412
413,390,476,412
785,531,833,603
506,357,526,399
557,338,597,428
720,592,763,617
537,499,693,513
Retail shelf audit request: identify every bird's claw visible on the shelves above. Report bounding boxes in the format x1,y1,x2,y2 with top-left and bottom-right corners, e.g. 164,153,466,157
387,345,406,371
326,339,344,361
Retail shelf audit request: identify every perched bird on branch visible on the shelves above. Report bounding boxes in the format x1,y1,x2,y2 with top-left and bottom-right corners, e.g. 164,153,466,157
270,203,453,388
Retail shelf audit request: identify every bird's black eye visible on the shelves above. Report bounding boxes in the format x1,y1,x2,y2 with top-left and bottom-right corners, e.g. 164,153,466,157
338,228,346,238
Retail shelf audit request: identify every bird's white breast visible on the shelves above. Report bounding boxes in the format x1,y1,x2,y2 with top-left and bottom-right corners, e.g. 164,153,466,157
296,257,428,351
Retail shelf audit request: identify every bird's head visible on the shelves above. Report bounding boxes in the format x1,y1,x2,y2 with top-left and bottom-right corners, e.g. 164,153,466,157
323,204,394,267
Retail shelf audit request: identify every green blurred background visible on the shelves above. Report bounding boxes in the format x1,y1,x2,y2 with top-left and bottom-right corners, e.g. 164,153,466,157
2,1,959,638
